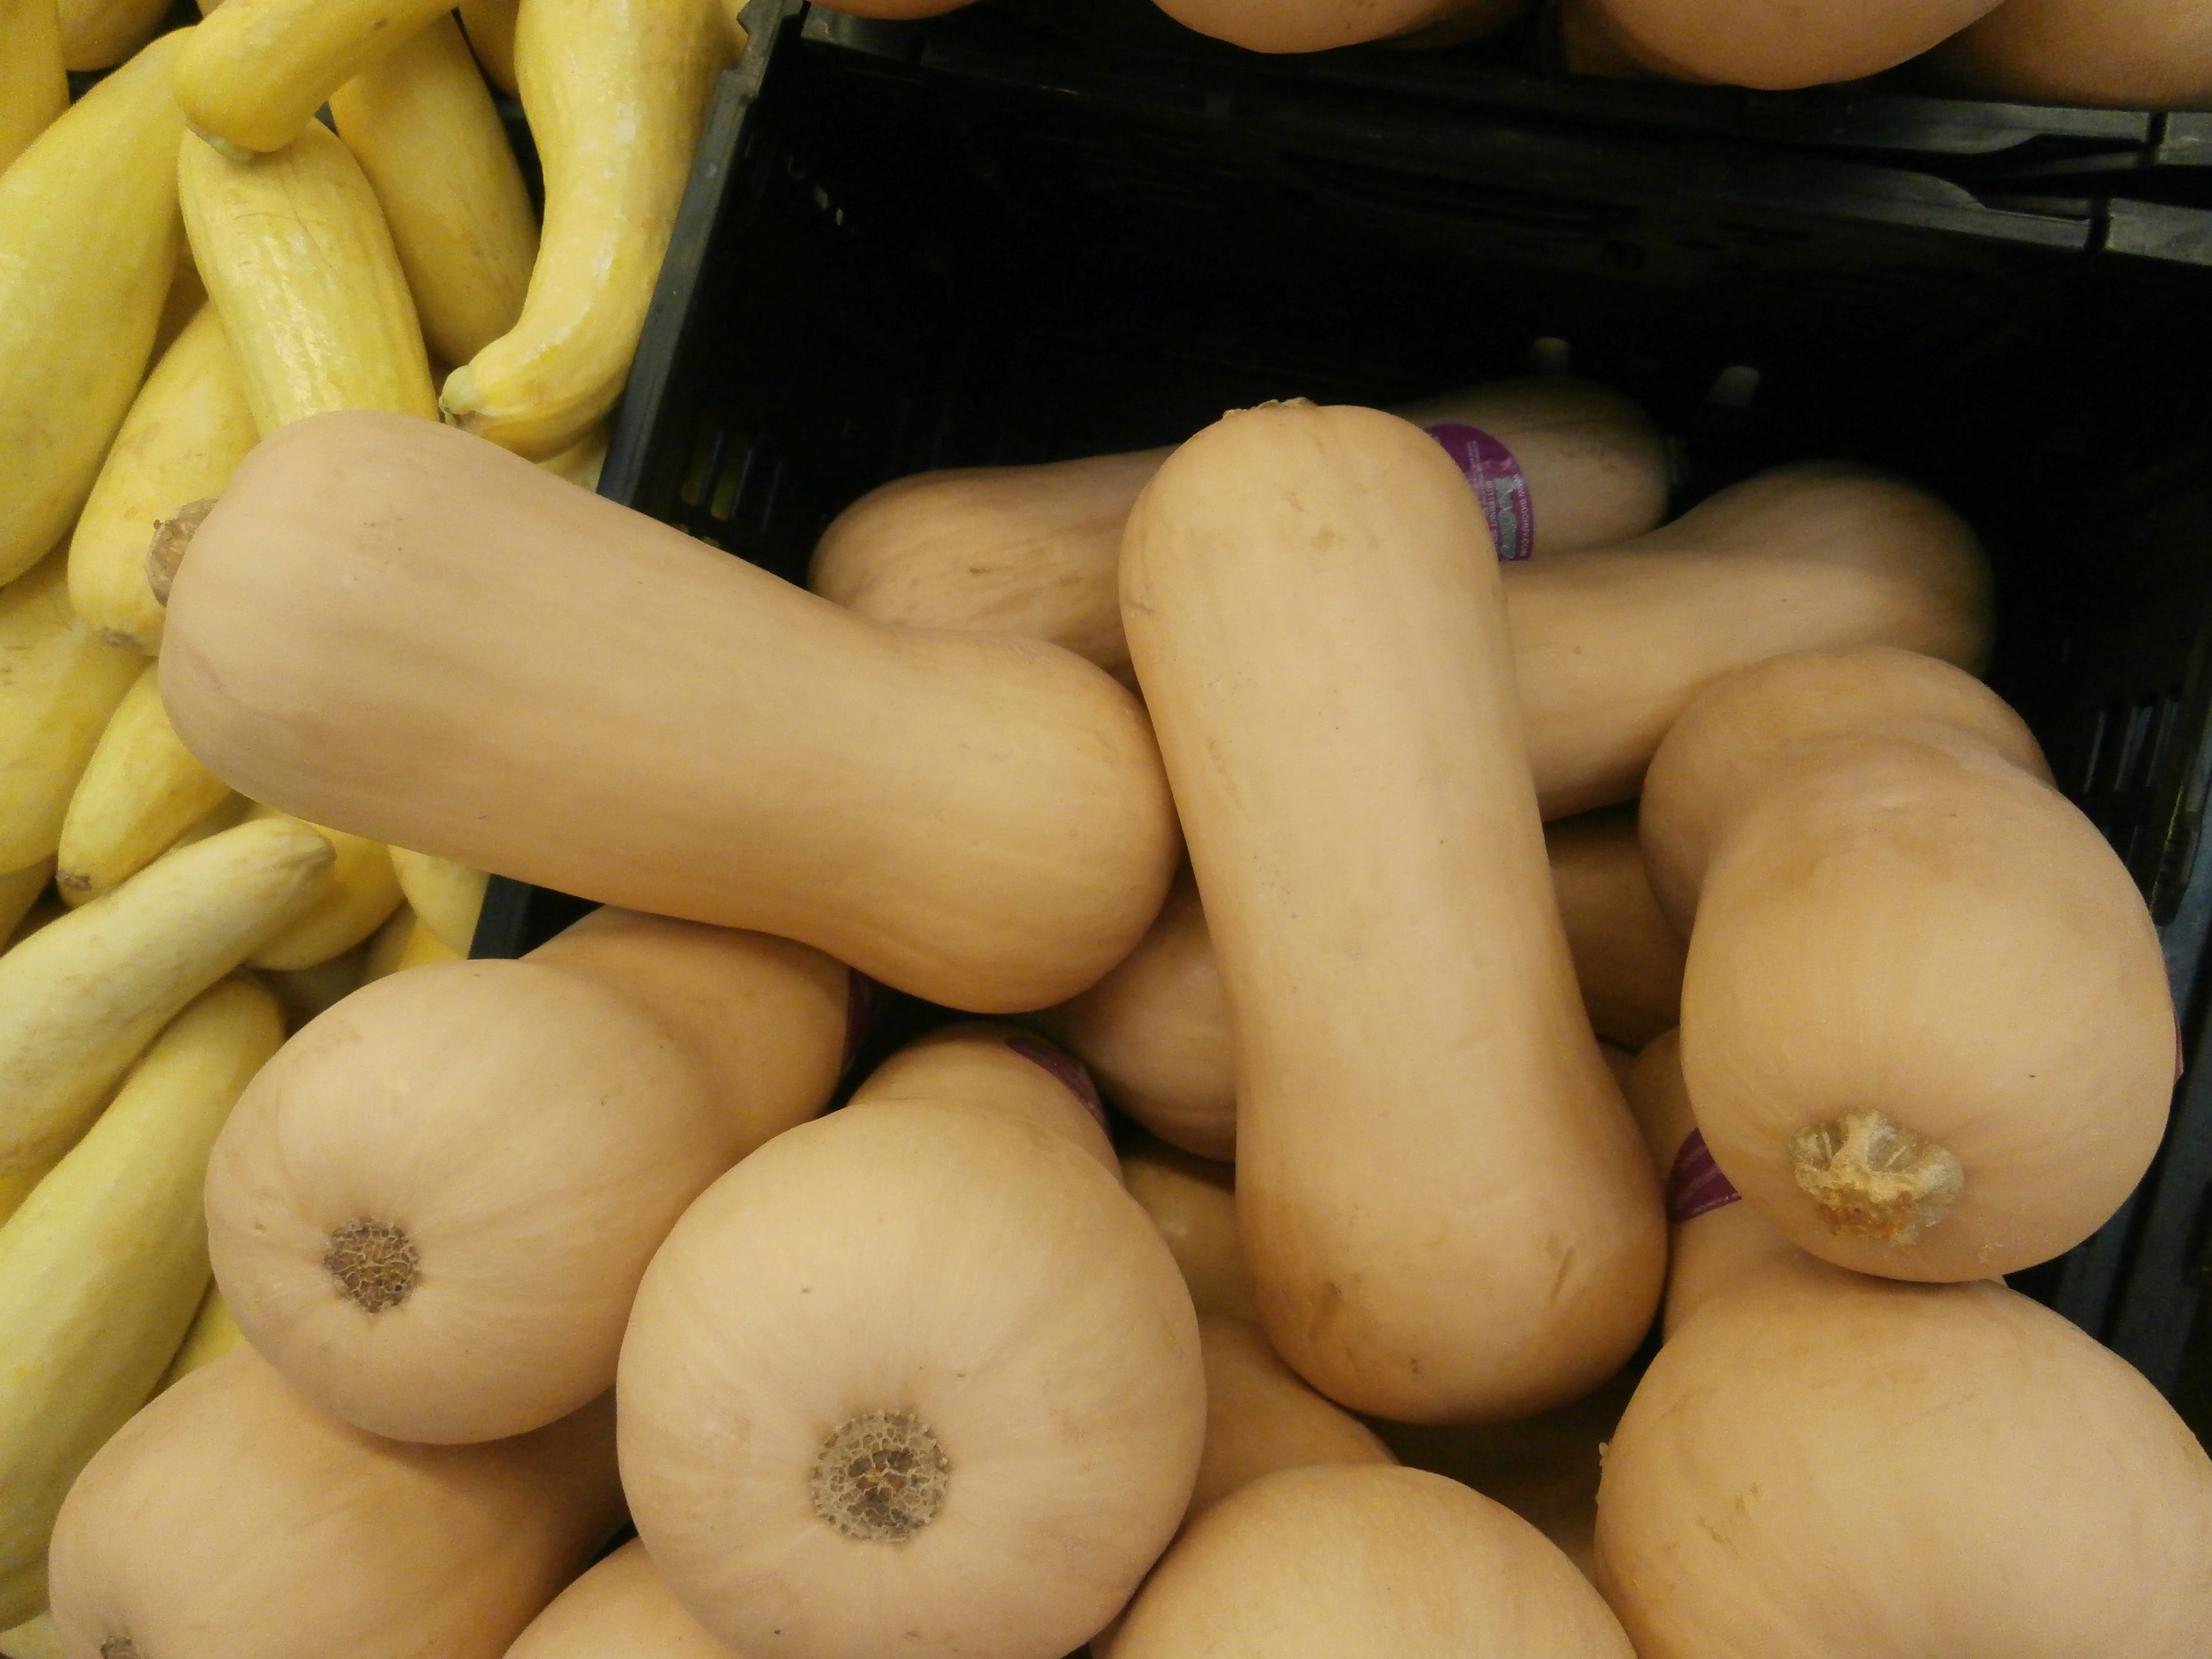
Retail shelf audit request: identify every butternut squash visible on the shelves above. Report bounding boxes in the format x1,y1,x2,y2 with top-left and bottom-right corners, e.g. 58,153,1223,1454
1120,1132,1257,1322
1556,0,2001,87
258,945,370,1031
504,1540,733,1659
328,13,540,368
440,0,729,458
240,806,401,970
1644,646,2173,1280
1044,809,1687,1160
160,410,1181,1011
617,1094,1205,1659
67,304,257,655
47,1351,626,1659
0,979,282,1628
1936,0,2212,108
57,664,234,905
0,28,189,585
848,1020,1117,1172
0,549,144,876
1145,0,1527,53
1124,402,1665,1423
1188,1317,1394,1528
209,907,845,1443
179,120,439,434
0,0,67,172
171,0,457,154
1115,1465,1635,1659
1623,1029,1792,1336
813,376,1671,684
388,848,491,955
0,816,330,1224
361,901,464,982
1593,1253,2212,1657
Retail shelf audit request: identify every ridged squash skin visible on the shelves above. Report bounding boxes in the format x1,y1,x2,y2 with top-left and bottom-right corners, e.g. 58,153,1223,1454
328,13,540,368
67,304,257,655
812,376,1671,685
0,979,282,1628
170,0,457,153
47,1352,627,1659
0,550,144,875
0,817,329,1223
504,1540,733,1659
440,0,729,457
1115,1465,1636,1659
1593,1254,2212,1658
159,412,1182,1012
179,120,439,435
1144,0,1526,53
0,28,190,585
0,0,67,170
1934,0,2212,108
1644,647,2173,1281
616,1096,1205,1659
207,908,848,1443
57,663,235,906
1122,402,1665,1424
1558,0,2001,86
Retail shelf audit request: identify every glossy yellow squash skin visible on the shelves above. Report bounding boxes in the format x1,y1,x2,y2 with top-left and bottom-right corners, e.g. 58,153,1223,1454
1122,402,1664,1424
0,29,190,585
458,0,520,92
57,663,235,906
0,0,67,169
171,0,457,153
386,849,490,956
160,411,1182,1012
240,805,401,971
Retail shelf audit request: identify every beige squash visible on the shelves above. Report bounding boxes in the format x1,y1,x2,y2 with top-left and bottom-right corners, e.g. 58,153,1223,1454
207,907,849,1443
1123,401,1665,1424
847,1020,1117,1173
159,411,1180,1013
617,1094,1205,1659
1187,1317,1394,1527
503,1540,733,1659
1593,1253,2212,1658
812,376,1671,684
1935,0,2212,108
1643,646,2173,1281
1557,0,2002,87
1115,1464,1635,1659
1120,1132,1257,1322
47,1351,625,1659
1546,805,1683,1049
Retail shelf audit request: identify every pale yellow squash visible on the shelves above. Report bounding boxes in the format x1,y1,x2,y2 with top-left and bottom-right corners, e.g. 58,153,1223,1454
0,979,281,1627
0,0,67,170
617,1096,1205,1659
1116,1465,1635,1659
171,0,459,153
48,1352,625,1659
241,805,402,970
0,29,189,584
179,119,439,435
504,1540,733,1659
157,1280,247,1389
328,13,540,368
208,908,848,1443
67,304,256,655
0,864,53,947
1644,646,2173,1280
387,848,491,956
0,1613,58,1659
55,0,166,68
1594,1254,2212,1658
57,664,234,905
160,411,1181,1012
1122,402,1664,1423
458,0,519,93
361,902,464,982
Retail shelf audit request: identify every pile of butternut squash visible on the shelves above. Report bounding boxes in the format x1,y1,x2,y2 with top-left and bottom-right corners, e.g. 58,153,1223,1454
4,5,2212,1659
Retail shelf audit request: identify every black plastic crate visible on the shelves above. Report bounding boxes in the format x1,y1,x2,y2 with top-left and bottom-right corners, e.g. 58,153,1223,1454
472,0,2212,1437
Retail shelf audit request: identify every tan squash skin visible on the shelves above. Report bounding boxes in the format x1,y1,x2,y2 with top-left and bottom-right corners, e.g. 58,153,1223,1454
47,1351,626,1659
1542,805,1684,1049
205,908,849,1443
504,1540,734,1659
617,1098,1205,1659
1189,1317,1395,1526
848,1020,1117,1174
1643,647,2174,1282
1623,1029,1795,1336
1115,1464,1636,1659
1148,0,1526,54
1123,402,1665,1425
1558,0,2002,87
158,411,1180,1013
1120,1134,1257,1322
812,377,1671,685
1594,1254,2212,1659
1934,0,2212,108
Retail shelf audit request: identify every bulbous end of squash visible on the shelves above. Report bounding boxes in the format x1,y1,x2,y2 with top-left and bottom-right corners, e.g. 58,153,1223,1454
322,1217,421,1313
1788,1108,1964,1246
812,1411,951,1542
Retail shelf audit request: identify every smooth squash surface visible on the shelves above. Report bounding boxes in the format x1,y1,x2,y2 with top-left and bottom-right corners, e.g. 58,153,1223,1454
1643,647,2173,1281
1560,0,2001,86
1935,0,2212,108
1120,1133,1257,1322
847,1020,1116,1172
1122,401,1664,1423
158,411,1180,1012
503,1540,734,1659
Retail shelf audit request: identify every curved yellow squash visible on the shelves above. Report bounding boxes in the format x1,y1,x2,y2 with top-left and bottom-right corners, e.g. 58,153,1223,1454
0,0,67,170
170,0,457,153
57,664,235,907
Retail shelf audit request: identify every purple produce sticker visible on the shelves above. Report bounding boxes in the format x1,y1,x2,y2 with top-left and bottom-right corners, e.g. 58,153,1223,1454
1424,422,1535,562
1667,1128,1743,1225
1004,1033,1108,1131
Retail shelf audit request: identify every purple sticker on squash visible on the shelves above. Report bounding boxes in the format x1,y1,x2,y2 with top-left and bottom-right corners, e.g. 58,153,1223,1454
1004,1033,1108,1131
1425,422,1535,562
1667,1128,1743,1224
